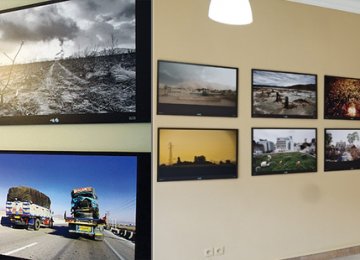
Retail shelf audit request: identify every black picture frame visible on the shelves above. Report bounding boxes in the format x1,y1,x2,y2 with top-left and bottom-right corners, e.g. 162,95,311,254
157,60,238,117
252,128,317,176
324,128,360,172
0,0,151,125
252,69,317,119
0,150,151,260
157,128,238,181
324,75,360,120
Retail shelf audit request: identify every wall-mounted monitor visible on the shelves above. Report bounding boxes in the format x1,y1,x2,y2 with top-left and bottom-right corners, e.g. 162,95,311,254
157,60,238,117
324,75,360,120
252,69,317,119
158,128,238,181
325,128,360,172
0,151,151,260
0,0,151,125
252,128,317,175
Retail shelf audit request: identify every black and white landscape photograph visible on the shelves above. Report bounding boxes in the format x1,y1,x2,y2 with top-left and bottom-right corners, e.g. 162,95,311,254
252,69,317,118
252,128,317,175
157,61,238,117
0,0,140,124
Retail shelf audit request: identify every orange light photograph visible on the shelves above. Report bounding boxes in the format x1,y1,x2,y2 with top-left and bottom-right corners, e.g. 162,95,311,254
158,128,238,181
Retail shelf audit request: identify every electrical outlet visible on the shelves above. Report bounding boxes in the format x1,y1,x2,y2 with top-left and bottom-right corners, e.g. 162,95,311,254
204,247,214,257
214,246,225,256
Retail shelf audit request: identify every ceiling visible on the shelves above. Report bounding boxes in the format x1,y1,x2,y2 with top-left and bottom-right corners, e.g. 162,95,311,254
287,0,360,14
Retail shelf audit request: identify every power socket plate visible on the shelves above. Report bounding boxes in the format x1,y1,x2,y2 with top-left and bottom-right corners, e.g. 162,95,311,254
214,246,225,256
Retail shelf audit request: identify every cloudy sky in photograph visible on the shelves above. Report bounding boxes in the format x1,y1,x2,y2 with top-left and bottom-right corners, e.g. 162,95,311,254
159,61,237,90
253,70,316,87
253,129,316,143
0,0,135,65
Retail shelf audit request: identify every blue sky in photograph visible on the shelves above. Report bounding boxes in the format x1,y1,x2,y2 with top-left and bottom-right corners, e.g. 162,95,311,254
0,153,137,224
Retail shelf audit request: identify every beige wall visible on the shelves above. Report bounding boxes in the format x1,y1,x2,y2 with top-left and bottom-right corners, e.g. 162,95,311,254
153,0,360,259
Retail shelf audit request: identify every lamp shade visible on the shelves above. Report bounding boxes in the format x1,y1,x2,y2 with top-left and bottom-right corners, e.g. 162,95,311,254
208,0,253,25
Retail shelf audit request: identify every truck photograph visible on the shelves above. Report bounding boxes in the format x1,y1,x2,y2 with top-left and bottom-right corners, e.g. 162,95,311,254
5,186,54,230
64,187,106,241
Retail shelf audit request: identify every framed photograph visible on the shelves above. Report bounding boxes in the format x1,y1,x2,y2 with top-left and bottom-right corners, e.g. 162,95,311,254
157,60,238,117
158,128,238,181
0,151,151,260
325,129,360,172
0,0,151,125
252,69,317,119
324,75,360,120
252,128,317,175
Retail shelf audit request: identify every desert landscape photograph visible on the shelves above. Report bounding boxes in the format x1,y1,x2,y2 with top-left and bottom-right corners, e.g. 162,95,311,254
252,69,317,118
157,61,238,117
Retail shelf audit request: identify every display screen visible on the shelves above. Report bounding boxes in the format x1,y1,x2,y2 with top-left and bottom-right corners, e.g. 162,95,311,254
0,151,151,260
252,128,317,175
324,75,360,120
325,128,360,172
0,0,150,125
252,69,317,119
158,128,238,181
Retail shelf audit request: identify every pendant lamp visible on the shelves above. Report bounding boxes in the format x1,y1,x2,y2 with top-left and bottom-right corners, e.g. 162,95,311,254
208,0,253,25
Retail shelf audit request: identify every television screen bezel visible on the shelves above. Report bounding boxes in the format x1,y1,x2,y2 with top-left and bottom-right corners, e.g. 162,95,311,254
252,127,318,176
324,75,360,121
0,0,151,125
324,128,360,172
157,127,238,181
251,69,318,119
0,150,151,260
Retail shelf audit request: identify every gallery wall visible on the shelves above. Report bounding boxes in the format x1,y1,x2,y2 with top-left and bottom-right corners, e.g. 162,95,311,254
152,0,360,259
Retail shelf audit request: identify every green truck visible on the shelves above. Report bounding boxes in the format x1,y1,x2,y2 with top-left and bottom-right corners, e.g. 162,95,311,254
64,187,106,240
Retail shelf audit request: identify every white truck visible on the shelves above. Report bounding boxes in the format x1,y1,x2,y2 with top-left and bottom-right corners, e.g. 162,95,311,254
5,186,53,230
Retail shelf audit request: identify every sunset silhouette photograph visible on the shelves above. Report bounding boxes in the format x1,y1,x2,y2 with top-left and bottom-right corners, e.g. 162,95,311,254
158,128,238,181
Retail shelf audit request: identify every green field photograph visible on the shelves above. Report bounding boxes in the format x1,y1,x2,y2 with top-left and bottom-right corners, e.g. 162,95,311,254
252,128,317,175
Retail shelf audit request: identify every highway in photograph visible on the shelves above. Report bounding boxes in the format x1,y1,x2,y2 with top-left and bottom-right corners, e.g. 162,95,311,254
0,217,134,260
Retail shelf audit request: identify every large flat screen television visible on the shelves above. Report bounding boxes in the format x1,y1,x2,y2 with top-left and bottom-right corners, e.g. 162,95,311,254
325,128,360,172
0,151,151,260
0,0,151,125
252,128,317,176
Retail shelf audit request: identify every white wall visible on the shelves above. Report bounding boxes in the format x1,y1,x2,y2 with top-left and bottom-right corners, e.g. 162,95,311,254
153,0,360,259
